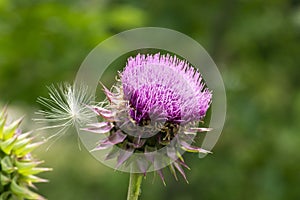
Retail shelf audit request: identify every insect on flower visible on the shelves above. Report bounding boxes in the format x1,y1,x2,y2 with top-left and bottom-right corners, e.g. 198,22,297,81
84,53,213,183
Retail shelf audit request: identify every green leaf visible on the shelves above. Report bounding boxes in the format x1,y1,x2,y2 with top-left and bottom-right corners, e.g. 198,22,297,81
1,156,15,174
0,172,11,185
21,175,48,184
0,112,7,140
0,136,17,155
15,160,40,170
0,191,11,200
18,167,52,176
15,132,32,141
3,118,22,140
15,160,42,173
15,142,44,157
10,179,45,200
12,138,32,152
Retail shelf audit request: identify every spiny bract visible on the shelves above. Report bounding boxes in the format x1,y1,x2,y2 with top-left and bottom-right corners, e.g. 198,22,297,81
0,107,51,200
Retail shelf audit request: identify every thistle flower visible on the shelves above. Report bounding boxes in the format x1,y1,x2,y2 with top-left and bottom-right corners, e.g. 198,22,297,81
86,53,212,183
0,107,51,200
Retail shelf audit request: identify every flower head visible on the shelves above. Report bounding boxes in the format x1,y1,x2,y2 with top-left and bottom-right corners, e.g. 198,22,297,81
86,53,212,183
122,53,212,124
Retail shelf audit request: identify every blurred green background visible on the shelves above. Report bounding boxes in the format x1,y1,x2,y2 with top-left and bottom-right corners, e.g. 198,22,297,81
1,0,300,199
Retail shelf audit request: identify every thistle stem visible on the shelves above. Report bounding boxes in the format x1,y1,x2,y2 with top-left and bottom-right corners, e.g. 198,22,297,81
127,173,143,200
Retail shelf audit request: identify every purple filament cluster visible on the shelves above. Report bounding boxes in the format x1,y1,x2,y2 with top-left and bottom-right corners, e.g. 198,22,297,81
121,53,212,125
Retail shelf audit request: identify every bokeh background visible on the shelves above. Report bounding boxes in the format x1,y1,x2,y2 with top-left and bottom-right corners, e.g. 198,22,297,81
1,0,300,199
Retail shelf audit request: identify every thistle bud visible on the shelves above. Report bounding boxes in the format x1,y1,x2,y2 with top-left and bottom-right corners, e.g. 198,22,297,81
0,107,51,200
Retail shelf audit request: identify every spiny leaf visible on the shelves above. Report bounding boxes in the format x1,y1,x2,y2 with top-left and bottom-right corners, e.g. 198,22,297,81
10,179,45,200
12,137,32,152
0,108,50,199
3,117,23,140
16,142,44,157
18,167,52,176
1,156,15,174
0,173,11,186
0,191,11,200
21,175,49,184
15,160,43,173
0,136,17,155
15,131,33,142
0,113,7,139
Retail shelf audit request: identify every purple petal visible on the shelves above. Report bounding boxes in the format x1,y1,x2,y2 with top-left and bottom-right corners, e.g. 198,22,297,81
169,164,178,181
93,142,113,150
102,130,127,145
144,146,155,163
189,127,212,132
116,148,134,168
157,170,166,186
173,161,189,183
93,130,127,150
180,140,211,154
105,148,119,160
183,131,197,135
136,157,149,174
100,83,114,102
89,106,114,121
167,147,178,161
82,122,113,134
176,159,190,170
132,137,146,148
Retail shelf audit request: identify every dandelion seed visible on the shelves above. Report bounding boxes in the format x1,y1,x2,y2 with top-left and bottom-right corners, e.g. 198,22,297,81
34,83,95,147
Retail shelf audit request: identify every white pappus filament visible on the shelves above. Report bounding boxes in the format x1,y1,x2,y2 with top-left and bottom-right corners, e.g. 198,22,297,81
34,83,95,147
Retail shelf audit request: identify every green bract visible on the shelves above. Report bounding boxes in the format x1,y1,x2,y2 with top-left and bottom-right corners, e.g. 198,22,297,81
0,108,51,200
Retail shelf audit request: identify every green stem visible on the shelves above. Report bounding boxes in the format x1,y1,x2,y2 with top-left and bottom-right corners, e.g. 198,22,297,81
127,173,143,200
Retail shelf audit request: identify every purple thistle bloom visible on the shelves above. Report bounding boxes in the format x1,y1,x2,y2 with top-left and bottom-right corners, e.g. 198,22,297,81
122,53,212,125
86,53,212,182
